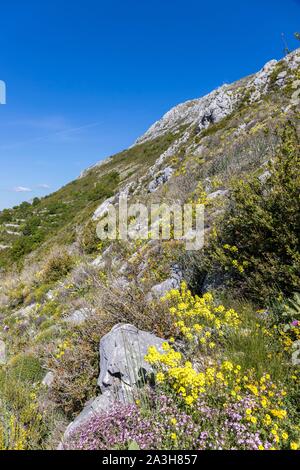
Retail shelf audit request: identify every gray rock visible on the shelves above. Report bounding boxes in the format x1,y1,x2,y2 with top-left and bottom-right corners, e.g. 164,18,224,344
110,276,130,290
14,303,37,319
148,167,173,192
276,70,287,87
258,170,271,183
150,278,179,299
59,323,166,448
207,189,229,200
64,307,95,325
0,244,10,250
46,290,55,301
248,59,278,101
91,254,106,269
135,85,236,145
98,323,165,392
92,196,115,221
42,371,54,388
0,340,6,365
284,49,300,70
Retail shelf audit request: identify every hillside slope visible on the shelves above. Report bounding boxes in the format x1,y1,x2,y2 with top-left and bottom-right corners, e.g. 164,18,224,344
0,49,299,451
1,49,299,268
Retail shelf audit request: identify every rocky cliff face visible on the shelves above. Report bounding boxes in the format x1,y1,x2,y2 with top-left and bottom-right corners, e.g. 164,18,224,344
135,50,300,144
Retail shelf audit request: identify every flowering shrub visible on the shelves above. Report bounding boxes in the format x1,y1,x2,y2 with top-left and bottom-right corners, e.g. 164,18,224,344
0,386,44,450
64,372,300,451
0,413,28,450
143,283,300,450
145,347,298,449
161,282,240,349
63,395,210,450
63,283,300,451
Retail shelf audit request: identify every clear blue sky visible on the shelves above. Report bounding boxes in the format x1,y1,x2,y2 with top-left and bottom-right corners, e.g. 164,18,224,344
0,0,299,209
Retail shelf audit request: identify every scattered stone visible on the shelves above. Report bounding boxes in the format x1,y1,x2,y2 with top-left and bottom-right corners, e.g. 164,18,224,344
148,167,173,192
92,196,115,221
149,264,183,300
110,276,130,290
0,340,6,365
13,303,37,319
258,170,271,183
0,244,10,250
46,290,55,301
91,255,105,268
207,189,229,200
64,307,95,325
42,371,54,388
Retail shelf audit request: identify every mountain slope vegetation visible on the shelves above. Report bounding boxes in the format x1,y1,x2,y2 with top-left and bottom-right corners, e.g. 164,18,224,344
0,49,300,450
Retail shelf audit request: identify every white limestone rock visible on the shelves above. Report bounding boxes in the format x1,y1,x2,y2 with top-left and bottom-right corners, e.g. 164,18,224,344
64,307,95,325
247,59,278,102
92,196,115,221
148,167,173,192
207,189,229,200
42,371,55,388
0,340,6,365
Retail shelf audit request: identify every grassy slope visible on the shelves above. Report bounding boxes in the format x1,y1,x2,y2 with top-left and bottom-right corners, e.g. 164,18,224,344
0,131,179,269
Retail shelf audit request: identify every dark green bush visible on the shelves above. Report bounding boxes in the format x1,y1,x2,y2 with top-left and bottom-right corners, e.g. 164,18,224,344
87,171,119,201
40,250,74,283
207,123,300,304
8,354,44,384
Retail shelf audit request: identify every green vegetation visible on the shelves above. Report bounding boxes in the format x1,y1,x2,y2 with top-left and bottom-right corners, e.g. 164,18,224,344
40,250,75,283
8,353,44,384
0,52,300,450
206,124,300,303
0,131,178,269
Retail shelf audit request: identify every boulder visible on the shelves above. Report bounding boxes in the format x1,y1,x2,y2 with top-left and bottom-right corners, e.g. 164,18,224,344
59,323,166,448
98,323,165,393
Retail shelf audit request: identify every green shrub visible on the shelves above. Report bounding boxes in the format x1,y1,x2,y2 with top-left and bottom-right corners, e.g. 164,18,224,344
0,374,47,449
40,250,74,283
80,220,99,254
8,354,44,384
207,123,300,304
35,326,58,344
87,171,119,201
